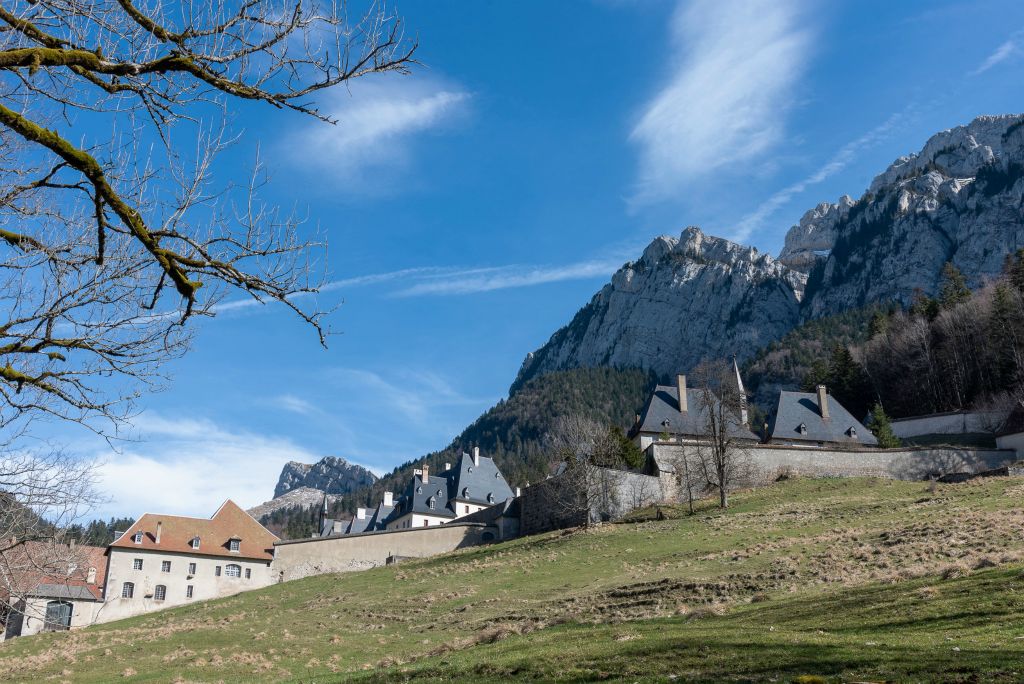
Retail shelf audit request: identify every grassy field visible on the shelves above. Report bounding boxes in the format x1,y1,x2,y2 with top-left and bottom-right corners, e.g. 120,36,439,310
2,477,1023,683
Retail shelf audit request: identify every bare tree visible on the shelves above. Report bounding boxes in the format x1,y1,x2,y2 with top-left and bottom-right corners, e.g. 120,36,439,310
691,360,752,509
670,447,701,515
542,414,622,527
0,0,417,432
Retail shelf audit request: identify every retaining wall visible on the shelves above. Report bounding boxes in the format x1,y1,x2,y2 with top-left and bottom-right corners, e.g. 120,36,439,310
647,443,1016,483
891,410,1007,438
272,522,495,582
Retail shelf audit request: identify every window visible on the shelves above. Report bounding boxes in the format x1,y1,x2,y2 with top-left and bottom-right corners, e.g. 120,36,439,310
122,582,135,599
161,560,171,573
427,497,436,509
132,532,143,544
423,520,428,527
848,426,858,439
225,564,241,578
132,558,143,571
798,423,808,435
186,585,194,599
487,493,494,504
245,568,251,580
188,562,196,575
190,537,200,549
215,566,222,577
464,505,469,514
229,539,241,552
154,585,166,601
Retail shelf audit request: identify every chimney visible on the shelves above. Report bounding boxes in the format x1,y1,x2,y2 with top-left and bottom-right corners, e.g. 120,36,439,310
155,521,162,544
515,487,522,498
676,374,688,413
444,462,451,471
421,464,430,483
816,385,830,420
383,491,393,507
356,507,367,520
472,446,480,466
86,567,97,584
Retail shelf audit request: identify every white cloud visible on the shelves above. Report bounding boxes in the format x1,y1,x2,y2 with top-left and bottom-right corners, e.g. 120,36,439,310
392,258,628,297
729,108,911,242
275,394,318,416
93,413,366,518
630,0,814,204
288,76,470,186
971,39,1017,76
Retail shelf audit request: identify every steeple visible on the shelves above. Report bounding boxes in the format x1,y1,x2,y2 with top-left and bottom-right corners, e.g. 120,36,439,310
733,355,749,426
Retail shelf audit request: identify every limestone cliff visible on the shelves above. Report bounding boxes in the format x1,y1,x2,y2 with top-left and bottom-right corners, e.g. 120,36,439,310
273,456,377,499
515,113,1024,387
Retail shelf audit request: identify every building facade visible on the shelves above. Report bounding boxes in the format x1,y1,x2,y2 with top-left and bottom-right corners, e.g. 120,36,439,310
100,500,277,622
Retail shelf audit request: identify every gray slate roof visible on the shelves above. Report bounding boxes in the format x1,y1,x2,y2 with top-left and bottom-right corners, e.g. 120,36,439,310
394,473,457,519
31,583,99,601
768,391,877,446
636,385,760,441
445,451,515,506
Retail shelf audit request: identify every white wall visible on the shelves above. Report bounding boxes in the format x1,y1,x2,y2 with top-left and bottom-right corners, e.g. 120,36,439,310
891,410,1008,438
97,548,274,623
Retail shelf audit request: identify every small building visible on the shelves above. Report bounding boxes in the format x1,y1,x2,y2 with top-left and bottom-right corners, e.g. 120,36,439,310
767,386,877,448
101,500,278,622
1,541,107,640
630,374,761,449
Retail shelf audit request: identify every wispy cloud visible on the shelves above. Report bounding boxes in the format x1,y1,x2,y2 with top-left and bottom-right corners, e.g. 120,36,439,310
729,108,912,242
275,394,318,416
971,38,1018,76
286,75,470,188
93,413,359,517
630,0,814,205
392,258,629,297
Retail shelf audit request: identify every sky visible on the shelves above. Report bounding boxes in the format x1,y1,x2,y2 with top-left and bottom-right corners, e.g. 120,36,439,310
48,0,1024,519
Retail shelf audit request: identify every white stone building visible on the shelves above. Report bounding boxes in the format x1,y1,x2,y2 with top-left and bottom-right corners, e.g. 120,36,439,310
99,500,277,623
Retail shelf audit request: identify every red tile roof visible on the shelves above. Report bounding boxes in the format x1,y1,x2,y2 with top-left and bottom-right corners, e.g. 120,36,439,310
0,541,107,601
109,500,277,562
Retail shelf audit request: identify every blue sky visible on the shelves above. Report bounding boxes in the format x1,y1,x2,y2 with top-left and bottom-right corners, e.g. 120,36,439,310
67,0,1024,518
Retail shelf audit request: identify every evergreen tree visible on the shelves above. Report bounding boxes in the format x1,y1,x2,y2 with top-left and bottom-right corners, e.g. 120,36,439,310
609,425,645,470
868,310,890,339
1004,248,1024,293
988,283,1022,389
910,289,940,321
938,262,971,310
800,358,830,392
868,403,900,448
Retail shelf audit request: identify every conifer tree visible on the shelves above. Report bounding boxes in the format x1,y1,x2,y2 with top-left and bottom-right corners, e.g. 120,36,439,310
939,262,971,310
868,403,901,448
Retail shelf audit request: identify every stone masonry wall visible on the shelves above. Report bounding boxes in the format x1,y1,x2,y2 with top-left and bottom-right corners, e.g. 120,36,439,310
272,522,494,582
648,443,1016,485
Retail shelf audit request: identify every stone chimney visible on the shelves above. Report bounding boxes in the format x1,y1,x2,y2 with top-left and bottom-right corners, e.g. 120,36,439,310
472,447,480,466
155,521,162,544
676,374,688,413
444,462,451,471
356,507,367,520
383,491,393,507
515,487,522,498
86,567,97,584
421,464,430,483
816,385,830,420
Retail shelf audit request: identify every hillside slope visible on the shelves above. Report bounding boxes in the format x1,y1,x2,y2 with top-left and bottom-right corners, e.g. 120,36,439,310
3,477,1023,682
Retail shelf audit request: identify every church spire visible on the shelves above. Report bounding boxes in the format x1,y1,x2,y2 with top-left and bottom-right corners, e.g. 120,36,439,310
733,355,749,426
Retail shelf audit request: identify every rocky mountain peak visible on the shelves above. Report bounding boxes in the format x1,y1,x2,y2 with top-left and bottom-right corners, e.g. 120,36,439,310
273,456,378,498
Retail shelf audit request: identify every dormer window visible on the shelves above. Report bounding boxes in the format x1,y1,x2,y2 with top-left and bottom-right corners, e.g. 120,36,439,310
428,497,436,509
467,466,474,473
848,426,858,439
798,423,808,436
132,532,143,544
229,538,241,552
487,493,494,504
416,486,422,494
436,489,443,496
191,537,200,550
462,487,470,498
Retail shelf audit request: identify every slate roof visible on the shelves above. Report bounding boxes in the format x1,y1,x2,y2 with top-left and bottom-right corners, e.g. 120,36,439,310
445,451,515,507
110,500,278,561
393,474,458,519
768,391,878,446
635,385,761,441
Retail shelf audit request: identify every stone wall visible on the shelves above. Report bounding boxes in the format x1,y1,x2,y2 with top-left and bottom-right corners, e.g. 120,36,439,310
272,522,495,582
518,468,663,537
890,410,1007,438
647,443,1017,484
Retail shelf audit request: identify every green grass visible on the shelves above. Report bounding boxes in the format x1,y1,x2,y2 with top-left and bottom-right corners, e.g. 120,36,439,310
3,477,1024,683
